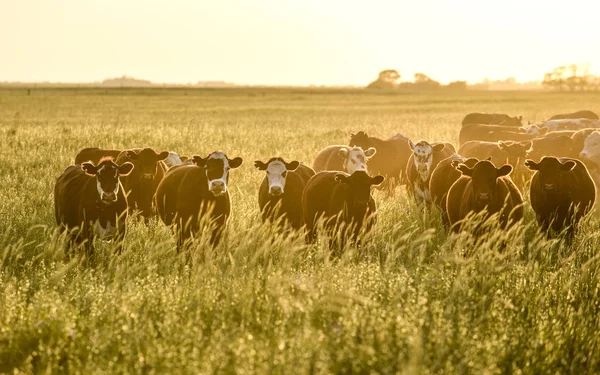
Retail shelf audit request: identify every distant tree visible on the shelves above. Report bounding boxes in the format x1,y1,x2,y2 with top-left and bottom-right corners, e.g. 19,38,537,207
446,81,467,90
367,69,401,89
413,73,441,89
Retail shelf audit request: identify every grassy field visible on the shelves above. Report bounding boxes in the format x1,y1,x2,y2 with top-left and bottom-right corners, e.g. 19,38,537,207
1,87,600,374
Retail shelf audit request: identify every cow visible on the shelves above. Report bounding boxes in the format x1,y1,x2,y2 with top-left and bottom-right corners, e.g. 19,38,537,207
75,148,121,165
115,148,170,221
538,119,600,132
164,152,183,169
462,113,523,127
446,159,524,233
302,170,384,249
429,154,478,227
312,145,376,174
54,158,134,256
406,140,456,207
155,151,243,249
459,123,544,145
571,128,598,156
527,135,577,162
458,140,531,190
349,131,412,194
255,158,315,231
549,110,599,120
525,157,595,239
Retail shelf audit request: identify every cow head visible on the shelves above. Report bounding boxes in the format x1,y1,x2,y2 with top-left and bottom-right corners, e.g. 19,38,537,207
456,159,512,205
349,131,371,148
192,151,243,197
254,157,300,197
127,148,169,180
82,158,134,204
498,141,531,163
409,140,445,182
335,171,384,211
337,146,376,174
579,131,600,169
524,157,575,192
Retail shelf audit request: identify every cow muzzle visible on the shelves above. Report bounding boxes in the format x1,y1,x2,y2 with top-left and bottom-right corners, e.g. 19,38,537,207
101,192,117,203
478,192,490,201
544,183,555,191
143,173,153,180
210,181,226,196
269,186,283,197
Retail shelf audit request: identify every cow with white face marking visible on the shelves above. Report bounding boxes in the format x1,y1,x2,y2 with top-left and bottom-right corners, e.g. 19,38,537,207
312,145,376,174
406,140,456,207
54,158,134,256
255,157,315,230
155,151,243,249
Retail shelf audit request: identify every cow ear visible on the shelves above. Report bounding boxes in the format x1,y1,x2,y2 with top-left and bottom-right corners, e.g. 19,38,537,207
540,127,548,135
497,165,513,177
486,156,492,162
371,175,385,186
337,147,349,158
364,147,377,158
158,151,170,160
81,162,98,176
229,157,243,169
408,139,416,150
335,174,349,183
350,132,355,137
521,141,532,151
286,161,300,171
561,160,576,171
118,162,134,176
192,156,206,167
432,143,445,152
254,160,267,170
498,141,509,150
180,156,189,162
456,164,473,176
524,159,539,171
126,150,138,160
518,115,523,121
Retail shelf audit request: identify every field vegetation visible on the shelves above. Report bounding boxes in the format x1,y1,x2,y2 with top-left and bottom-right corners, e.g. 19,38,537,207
1,88,600,373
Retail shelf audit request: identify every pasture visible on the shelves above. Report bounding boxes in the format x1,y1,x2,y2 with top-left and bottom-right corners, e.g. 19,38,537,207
1,88,600,373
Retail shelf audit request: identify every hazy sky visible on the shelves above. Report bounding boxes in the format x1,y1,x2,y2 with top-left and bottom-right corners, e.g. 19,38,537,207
1,0,599,85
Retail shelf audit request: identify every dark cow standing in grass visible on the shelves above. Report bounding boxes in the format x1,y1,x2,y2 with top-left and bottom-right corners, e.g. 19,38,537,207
446,160,524,233
155,151,243,249
54,158,134,256
348,131,412,193
549,110,599,120
302,170,384,248
459,123,543,145
525,157,595,239
429,155,478,227
75,148,121,165
462,113,523,126
406,140,456,207
312,145,376,174
255,158,315,230
116,148,170,221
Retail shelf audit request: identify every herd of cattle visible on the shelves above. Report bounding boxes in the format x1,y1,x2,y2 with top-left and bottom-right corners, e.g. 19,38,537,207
54,109,600,254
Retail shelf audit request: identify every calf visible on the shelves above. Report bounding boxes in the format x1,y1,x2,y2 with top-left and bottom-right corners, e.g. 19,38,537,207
255,158,315,230
458,140,531,190
313,145,376,173
349,131,412,193
446,160,524,233
406,140,456,207
302,171,384,248
462,113,523,126
75,147,121,165
155,151,243,248
549,110,598,120
525,157,595,238
116,148,170,220
429,154,478,227
54,158,134,255
459,124,543,145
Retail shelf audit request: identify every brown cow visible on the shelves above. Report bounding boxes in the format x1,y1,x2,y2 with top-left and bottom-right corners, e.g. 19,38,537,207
313,145,376,174
302,170,384,248
527,135,576,162
155,151,243,249
525,157,595,239
549,110,599,120
571,128,598,156
348,131,412,193
75,148,121,165
54,158,134,256
459,123,543,145
462,113,523,126
255,158,315,230
429,154,478,227
446,160,524,233
406,140,456,207
116,148,170,221
458,140,531,190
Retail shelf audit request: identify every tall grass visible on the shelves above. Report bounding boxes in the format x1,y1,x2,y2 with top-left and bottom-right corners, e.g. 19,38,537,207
1,88,600,373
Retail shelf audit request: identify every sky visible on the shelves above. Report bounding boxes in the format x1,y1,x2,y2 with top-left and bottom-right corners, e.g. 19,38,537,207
1,0,599,86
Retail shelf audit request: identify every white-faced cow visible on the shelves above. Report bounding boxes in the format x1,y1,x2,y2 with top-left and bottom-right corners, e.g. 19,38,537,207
54,158,134,256
312,145,376,174
155,151,243,249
